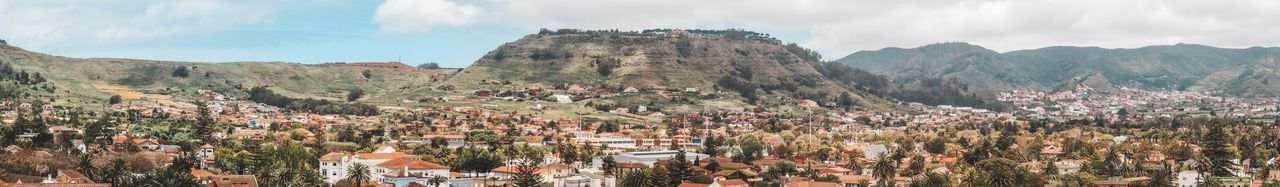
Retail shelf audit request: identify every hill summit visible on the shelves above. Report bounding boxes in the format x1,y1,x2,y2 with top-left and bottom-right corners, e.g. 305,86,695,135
449,29,897,110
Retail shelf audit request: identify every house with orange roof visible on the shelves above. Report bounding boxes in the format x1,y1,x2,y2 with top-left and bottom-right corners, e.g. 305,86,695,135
376,157,451,187
784,181,839,187
711,179,749,187
838,175,873,186
205,175,258,187
317,147,415,184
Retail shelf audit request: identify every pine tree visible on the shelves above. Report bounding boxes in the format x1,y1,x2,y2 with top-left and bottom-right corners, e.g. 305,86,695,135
700,135,722,157
619,169,647,187
193,100,214,142
1200,124,1238,177
667,150,694,185
646,167,672,187
512,146,544,187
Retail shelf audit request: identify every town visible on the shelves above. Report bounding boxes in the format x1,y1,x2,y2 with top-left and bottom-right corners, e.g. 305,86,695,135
3,1,1280,186
2,80,1280,187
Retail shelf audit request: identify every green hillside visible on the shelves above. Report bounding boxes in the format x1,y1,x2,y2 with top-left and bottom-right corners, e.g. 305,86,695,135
0,44,456,108
449,29,898,111
837,43,1280,107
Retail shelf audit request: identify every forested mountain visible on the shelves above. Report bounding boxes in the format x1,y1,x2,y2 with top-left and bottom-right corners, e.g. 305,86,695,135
837,42,1280,107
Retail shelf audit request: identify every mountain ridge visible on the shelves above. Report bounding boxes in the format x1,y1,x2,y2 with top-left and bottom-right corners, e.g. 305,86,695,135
836,42,1280,104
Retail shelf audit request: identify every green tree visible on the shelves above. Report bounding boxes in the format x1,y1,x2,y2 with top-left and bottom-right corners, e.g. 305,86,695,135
417,62,441,69
1059,172,1098,187
512,146,545,187
872,153,897,181
171,66,190,77
906,154,926,176
148,157,202,186
1042,160,1059,176
345,163,372,187
77,154,97,181
346,88,364,102
619,169,647,187
700,135,723,157
925,137,947,154
1199,124,1238,177
109,95,123,104
705,159,720,173
101,158,134,186
911,172,952,187
646,167,671,187
193,100,214,142
602,155,617,176
427,175,447,186
667,150,694,185
732,135,763,163
968,158,1044,187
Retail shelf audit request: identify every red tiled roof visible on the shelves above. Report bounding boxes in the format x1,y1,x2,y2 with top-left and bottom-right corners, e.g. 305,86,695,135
58,170,89,180
319,152,346,161
190,169,215,178
677,183,710,187
717,179,748,187
616,162,648,169
784,181,840,187
376,158,449,170
355,152,410,160
838,175,873,183
421,134,465,139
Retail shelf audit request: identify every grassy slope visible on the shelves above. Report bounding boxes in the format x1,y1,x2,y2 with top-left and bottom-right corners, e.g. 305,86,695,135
0,44,457,108
449,32,898,112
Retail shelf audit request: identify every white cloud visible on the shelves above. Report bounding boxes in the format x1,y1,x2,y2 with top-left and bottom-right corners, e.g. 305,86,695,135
374,0,482,33
478,0,1280,58
0,0,269,50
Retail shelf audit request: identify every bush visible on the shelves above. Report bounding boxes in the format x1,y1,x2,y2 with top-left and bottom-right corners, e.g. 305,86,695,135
417,63,441,69
595,58,621,77
347,88,364,102
171,66,190,78
109,95,123,104
248,87,379,115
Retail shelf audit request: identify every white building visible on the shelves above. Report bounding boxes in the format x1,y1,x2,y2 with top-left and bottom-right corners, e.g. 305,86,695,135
1176,170,1202,187
591,150,709,168
376,157,452,187
318,147,425,184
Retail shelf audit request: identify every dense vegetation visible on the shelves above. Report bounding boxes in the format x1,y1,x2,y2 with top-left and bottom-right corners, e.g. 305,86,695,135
837,42,1280,98
248,86,379,115
0,61,47,85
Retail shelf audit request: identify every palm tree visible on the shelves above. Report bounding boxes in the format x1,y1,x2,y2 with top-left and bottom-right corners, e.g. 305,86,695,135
346,163,371,187
426,175,448,187
872,153,897,181
76,154,97,181
910,172,951,187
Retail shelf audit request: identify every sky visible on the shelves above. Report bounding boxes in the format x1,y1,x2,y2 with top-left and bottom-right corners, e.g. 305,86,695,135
2,0,1279,68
